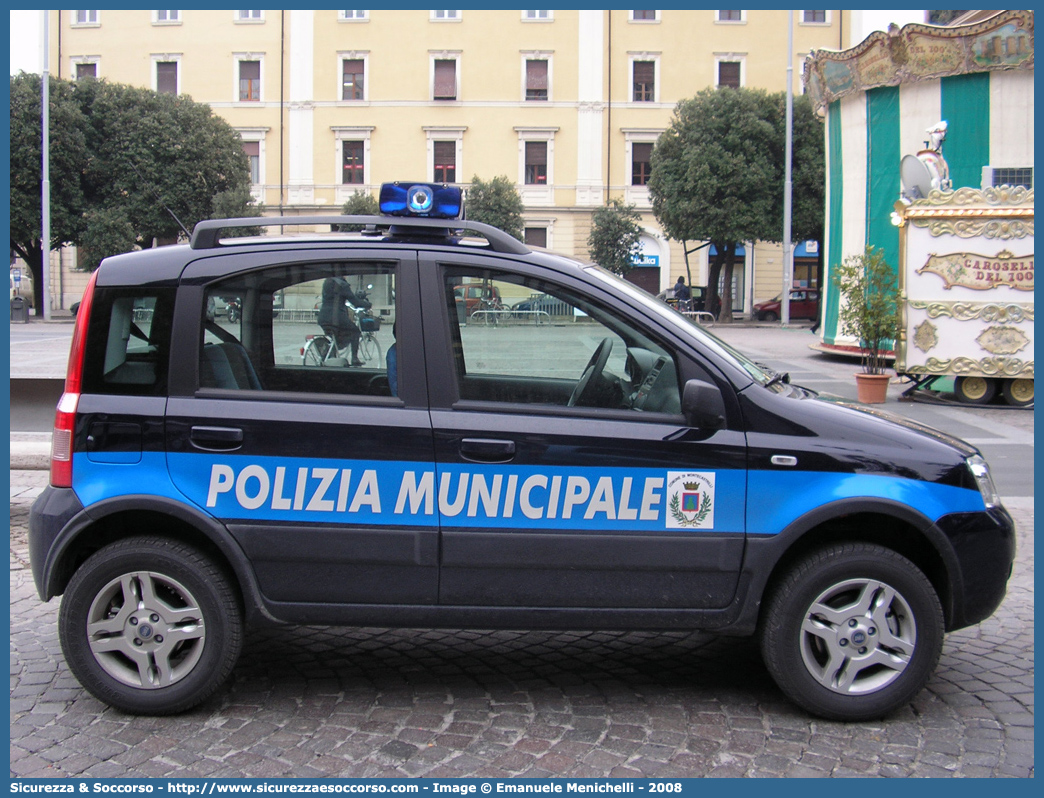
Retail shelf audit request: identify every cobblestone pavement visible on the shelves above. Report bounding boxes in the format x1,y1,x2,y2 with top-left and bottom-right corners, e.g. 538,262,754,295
10,470,1033,779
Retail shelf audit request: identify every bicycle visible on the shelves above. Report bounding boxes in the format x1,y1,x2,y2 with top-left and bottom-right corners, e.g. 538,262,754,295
302,301,383,367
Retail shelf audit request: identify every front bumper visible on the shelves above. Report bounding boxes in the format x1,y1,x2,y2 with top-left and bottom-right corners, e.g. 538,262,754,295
936,506,1016,631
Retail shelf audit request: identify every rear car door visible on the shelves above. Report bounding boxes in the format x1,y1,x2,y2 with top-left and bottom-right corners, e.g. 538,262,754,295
420,254,747,611
165,248,439,607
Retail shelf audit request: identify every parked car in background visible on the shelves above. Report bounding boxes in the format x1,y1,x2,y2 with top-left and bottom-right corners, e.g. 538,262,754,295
754,289,819,322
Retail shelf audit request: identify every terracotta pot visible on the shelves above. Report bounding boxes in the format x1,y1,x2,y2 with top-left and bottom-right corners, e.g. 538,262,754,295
855,372,891,404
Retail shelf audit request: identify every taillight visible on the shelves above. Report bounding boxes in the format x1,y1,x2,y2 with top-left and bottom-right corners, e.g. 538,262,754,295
51,271,98,488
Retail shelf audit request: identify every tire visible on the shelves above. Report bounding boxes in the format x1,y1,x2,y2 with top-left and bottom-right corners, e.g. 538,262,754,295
759,543,943,721
954,375,997,405
302,336,331,366
359,335,382,365
762,311,778,322
1001,378,1033,408
58,537,242,715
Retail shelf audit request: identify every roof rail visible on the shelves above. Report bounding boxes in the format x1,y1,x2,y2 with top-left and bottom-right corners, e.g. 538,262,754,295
189,215,530,255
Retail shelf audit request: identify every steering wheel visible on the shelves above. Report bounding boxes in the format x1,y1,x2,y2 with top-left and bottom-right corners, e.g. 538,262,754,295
568,337,613,407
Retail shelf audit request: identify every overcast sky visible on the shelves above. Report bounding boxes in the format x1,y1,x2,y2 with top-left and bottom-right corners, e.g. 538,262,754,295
9,9,928,76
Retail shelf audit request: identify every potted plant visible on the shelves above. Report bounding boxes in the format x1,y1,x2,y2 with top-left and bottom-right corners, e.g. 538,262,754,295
832,245,901,403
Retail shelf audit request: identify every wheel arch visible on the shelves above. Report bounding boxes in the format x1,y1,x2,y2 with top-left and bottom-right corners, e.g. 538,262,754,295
42,495,273,626
748,498,965,631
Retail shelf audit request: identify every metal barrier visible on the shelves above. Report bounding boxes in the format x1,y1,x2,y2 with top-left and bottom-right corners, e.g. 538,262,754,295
469,309,551,325
682,311,716,326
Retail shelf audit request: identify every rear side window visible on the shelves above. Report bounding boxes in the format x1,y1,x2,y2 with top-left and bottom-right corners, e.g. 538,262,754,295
82,287,176,395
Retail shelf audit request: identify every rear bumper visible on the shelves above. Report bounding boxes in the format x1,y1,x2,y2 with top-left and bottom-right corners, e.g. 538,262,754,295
28,486,86,601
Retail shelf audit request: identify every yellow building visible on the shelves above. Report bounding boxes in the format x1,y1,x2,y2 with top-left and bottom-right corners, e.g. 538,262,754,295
46,9,851,313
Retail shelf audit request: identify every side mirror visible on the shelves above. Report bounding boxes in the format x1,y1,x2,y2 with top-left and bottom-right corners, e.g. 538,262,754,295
682,379,726,431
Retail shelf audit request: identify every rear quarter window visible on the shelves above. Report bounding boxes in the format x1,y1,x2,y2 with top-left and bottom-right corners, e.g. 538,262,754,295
82,287,176,396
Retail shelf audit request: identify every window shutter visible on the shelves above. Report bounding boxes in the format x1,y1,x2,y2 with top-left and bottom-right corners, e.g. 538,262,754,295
434,60,456,99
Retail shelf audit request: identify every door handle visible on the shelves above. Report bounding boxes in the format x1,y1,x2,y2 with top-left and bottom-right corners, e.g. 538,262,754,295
459,438,516,464
190,426,244,452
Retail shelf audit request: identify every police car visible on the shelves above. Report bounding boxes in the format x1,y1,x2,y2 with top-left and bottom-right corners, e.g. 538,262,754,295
29,182,1015,721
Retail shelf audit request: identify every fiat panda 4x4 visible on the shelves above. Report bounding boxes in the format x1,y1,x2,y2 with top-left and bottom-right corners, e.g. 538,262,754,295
29,183,1015,721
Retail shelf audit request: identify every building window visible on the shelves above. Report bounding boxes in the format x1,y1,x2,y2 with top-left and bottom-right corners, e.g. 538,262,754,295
339,11,368,21
525,142,548,185
342,59,365,101
74,11,99,26
236,10,264,22
433,58,458,100
75,62,98,80
242,141,260,185
342,141,365,185
717,60,742,89
433,141,457,184
801,10,827,24
987,167,1033,189
632,143,653,186
716,10,745,23
239,60,261,101
525,60,549,101
153,10,180,24
633,60,655,102
631,10,659,22
156,61,178,94
431,10,460,21
524,227,548,248
522,11,552,21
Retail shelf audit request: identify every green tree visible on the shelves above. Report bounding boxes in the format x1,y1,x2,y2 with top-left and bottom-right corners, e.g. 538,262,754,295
648,87,825,323
337,189,380,232
9,73,89,311
587,198,643,275
10,74,259,287
75,79,255,250
465,175,525,240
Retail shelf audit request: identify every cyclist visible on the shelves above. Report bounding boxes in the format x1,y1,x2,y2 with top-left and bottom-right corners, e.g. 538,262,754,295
318,275,367,367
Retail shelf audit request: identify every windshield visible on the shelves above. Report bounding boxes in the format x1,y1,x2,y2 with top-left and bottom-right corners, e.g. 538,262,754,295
585,265,774,386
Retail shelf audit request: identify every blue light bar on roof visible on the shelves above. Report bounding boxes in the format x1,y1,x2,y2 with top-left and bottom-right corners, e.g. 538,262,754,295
379,182,463,219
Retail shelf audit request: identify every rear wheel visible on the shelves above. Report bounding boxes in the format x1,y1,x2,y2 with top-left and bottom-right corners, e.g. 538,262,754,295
1001,378,1033,407
59,537,242,715
954,375,997,405
302,335,331,366
759,543,943,721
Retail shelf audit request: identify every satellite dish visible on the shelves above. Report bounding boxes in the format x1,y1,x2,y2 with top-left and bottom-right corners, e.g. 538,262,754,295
901,154,934,199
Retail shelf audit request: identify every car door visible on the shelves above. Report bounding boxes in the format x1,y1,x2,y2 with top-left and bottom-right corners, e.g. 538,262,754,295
165,248,440,606
420,254,747,611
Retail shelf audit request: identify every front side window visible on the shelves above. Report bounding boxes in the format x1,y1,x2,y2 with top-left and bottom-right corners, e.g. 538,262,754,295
202,263,398,398
443,268,681,415
342,58,364,100
239,60,261,101
525,142,547,184
342,141,364,184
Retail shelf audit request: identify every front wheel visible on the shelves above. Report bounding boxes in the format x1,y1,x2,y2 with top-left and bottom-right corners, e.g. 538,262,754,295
759,543,943,721
359,334,382,365
59,537,242,715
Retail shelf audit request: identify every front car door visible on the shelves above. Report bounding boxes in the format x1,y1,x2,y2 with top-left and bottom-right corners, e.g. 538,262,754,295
165,248,439,608
420,254,748,613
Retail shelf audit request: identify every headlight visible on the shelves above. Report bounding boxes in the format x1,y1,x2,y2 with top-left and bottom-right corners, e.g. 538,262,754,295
967,455,1001,509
